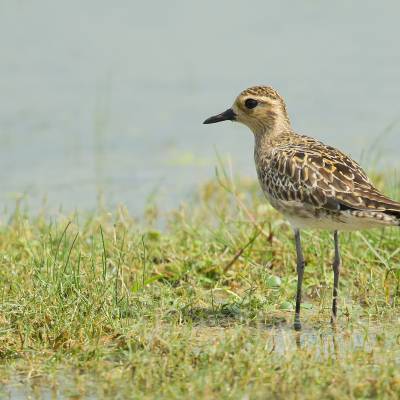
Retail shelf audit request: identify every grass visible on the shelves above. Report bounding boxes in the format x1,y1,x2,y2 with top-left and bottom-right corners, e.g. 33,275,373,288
1,171,400,399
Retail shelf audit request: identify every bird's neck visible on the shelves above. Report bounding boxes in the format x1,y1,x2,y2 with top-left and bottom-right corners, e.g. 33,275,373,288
253,117,292,148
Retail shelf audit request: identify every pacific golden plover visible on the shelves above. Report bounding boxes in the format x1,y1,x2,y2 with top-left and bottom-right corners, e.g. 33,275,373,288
203,85,400,330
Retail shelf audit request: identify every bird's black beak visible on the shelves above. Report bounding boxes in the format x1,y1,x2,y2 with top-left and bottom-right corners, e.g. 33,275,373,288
203,108,236,124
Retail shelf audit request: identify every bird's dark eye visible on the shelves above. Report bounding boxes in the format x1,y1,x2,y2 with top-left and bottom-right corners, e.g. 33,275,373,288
245,98,258,109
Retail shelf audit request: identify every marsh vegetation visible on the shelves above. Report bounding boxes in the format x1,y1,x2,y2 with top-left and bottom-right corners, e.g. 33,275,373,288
1,170,400,398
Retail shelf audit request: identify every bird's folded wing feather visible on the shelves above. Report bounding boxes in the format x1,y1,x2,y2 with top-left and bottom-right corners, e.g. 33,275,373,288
264,138,400,216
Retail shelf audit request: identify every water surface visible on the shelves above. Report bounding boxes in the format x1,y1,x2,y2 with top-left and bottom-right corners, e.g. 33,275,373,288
1,1,400,214
3,318,400,399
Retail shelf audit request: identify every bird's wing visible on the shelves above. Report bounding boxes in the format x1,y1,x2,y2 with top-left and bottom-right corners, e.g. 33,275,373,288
263,135,400,217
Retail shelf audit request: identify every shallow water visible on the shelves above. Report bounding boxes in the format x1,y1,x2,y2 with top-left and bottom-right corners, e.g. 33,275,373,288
1,1,400,214
3,318,400,399
268,320,400,360
192,313,400,359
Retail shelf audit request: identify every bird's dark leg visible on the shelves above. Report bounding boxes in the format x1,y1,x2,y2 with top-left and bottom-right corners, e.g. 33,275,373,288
294,229,305,331
331,230,341,323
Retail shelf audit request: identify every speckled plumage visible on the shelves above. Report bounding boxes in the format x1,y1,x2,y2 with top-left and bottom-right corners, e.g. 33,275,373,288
254,129,400,231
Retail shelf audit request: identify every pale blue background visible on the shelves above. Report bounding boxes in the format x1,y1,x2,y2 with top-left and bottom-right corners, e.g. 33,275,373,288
1,1,399,213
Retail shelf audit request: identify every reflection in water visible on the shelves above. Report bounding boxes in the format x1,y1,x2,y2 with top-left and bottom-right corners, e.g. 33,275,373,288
266,319,400,362
295,331,301,351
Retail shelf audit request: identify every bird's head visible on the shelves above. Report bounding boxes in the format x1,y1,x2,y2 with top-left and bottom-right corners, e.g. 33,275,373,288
203,86,291,135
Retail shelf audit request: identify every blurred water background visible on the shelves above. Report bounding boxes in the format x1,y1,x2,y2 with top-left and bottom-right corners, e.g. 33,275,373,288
1,0,400,214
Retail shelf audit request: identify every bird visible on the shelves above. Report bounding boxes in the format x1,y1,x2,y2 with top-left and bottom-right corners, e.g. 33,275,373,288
203,85,400,330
